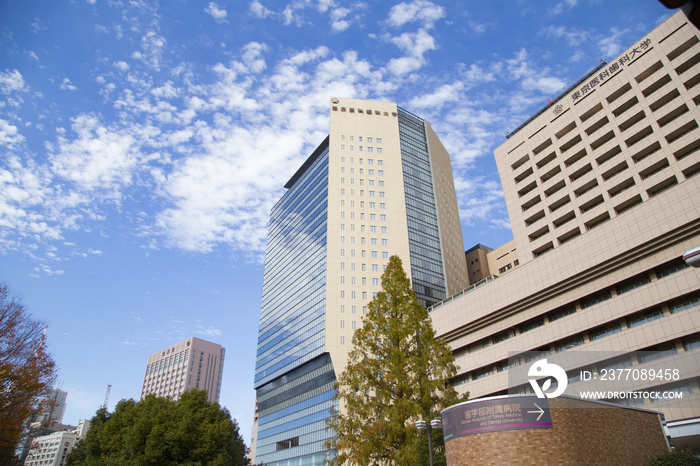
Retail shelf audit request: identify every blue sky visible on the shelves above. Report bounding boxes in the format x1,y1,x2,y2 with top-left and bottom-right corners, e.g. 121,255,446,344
1,0,672,445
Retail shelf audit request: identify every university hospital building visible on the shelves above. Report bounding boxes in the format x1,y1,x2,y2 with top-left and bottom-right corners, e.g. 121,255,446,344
251,10,700,465
431,9,700,454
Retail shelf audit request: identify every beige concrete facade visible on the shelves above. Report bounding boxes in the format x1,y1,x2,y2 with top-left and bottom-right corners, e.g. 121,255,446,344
486,239,519,279
497,11,700,263
140,336,225,403
430,10,700,452
325,97,469,375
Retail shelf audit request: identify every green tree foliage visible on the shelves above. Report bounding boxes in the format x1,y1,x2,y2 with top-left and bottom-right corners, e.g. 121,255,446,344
0,283,57,465
649,448,700,466
326,256,465,466
66,389,249,466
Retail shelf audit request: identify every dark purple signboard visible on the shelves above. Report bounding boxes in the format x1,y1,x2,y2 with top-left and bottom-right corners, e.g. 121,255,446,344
442,396,552,442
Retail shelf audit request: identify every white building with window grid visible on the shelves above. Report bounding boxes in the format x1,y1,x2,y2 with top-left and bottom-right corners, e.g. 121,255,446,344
430,10,700,454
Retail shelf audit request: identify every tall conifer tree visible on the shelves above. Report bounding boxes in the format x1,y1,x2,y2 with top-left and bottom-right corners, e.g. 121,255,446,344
326,256,464,465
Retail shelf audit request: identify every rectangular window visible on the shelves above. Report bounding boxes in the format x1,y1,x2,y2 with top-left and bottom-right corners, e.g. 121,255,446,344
656,259,689,279
370,214,376,220
370,226,377,232
369,202,376,208
638,344,678,364
589,324,621,341
372,264,379,272
380,214,386,221
369,191,375,197
555,335,585,352
377,148,383,153
371,251,378,258
378,160,383,166
376,138,382,143
368,169,374,175
379,192,385,197
378,170,384,176
549,305,576,321
372,278,379,286
627,308,663,327
381,227,387,233
669,292,700,314
368,147,373,152
371,238,378,245
382,252,389,259
580,290,612,309
368,159,374,165
381,239,388,246
380,203,386,209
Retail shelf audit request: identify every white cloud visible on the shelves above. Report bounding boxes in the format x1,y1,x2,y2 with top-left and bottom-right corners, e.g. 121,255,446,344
384,28,438,75
60,78,78,91
0,119,25,148
114,61,129,72
551,0,577,16
0,69,26,94
388,28,437,57
205,2,228,22
136,32,167,71
250,0,273,18
522,75,565,94
330,7,350,32
408,82,464,109
541,25,589,47
599,27,630,58
48,114,140,194
387,0,445,29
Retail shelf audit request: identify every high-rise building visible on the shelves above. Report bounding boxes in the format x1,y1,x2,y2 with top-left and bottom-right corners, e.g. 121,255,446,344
140,337,225,404
31,388,68,429
430,10,700,452
15,388,71,463
252,98,469,465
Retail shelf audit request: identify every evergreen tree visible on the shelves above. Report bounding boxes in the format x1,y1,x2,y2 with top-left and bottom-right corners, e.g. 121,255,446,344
66,389,249,465
326,256,464,465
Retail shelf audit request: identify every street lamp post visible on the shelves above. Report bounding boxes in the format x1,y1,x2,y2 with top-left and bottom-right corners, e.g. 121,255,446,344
415,418,442,466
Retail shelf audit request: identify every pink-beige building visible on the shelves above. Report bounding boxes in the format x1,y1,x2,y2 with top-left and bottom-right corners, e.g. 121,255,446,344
140,337,225,403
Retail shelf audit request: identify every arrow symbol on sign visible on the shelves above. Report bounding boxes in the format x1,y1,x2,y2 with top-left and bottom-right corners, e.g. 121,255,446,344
527,403,545,421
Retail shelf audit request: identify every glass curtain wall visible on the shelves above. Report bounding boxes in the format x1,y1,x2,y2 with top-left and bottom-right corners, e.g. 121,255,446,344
254,142,335,465
397,108,447,308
